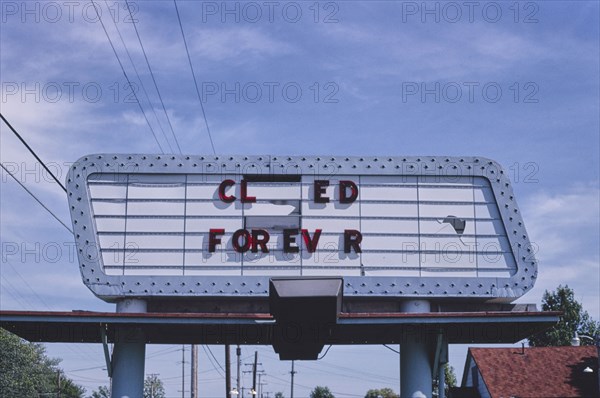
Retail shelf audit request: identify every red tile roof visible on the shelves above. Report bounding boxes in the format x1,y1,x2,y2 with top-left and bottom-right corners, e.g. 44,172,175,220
469,346,599,398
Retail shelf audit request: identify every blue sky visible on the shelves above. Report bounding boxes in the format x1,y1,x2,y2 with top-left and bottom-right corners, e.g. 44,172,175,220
1,1,599,396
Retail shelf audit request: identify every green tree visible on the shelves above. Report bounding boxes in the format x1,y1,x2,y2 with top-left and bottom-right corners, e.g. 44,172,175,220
274,392,285,398
310,386,335,398
90,385,111,398
580,311,600,341
365,387,398,398
432,364,457,397
444,364,457,389
0,328,84,397
59,377,86,398
528,285,600,346
144,374,165,398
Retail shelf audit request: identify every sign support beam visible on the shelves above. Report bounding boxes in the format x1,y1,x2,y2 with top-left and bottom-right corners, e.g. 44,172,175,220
100,325,112,378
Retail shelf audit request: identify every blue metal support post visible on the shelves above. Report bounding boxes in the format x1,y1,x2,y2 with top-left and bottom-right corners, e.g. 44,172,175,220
111,299,147,398
400,300,432,398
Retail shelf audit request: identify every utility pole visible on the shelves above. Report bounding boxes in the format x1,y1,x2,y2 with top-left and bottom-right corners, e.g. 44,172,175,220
226,345,232,398
56,370,61,398
182,345,186,398
244,352,262,396
257,372,266,398
257,372,262,397
236,345,241,395
191,345,198,398
252,351,258,395
290,361,296,398
259,382,267,398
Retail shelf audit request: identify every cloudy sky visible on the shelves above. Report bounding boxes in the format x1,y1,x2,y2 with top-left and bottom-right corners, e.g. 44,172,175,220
1,1,598,396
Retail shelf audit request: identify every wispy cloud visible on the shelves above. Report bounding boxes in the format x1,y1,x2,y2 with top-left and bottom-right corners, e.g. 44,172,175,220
317,21,595,82
188,27,296,63
523,184,600,260
517,184,600,317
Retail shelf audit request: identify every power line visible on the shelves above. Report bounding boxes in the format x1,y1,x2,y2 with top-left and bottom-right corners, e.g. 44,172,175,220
125,0,182,154
383,344,400,354
256,346,398,384
317,345,333,360
201,345,225,378
0,113,66,193
3,260,53,311
2,258,104,360
173,0,216,155
1,162,73,234
205,345,226,373
65,365,106,373
146,346,182,359
89,0,165,153
1,274,36,309
104,0,174,154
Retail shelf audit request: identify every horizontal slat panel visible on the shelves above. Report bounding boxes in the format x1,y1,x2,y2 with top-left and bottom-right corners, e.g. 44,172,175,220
362,202,418,217
85,172,515,277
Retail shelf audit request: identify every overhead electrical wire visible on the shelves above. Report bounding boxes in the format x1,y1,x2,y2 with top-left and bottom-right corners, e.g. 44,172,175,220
146,346,182,359
65,365,106,373
205,345,226,373
4,260,53,311
104,0,174,154
125,0,182,154
256,346,397,384
202,345,225,378
0,113,67,193
89,0,165,153
1,274,36,309
318,345,333,360
3,259,106,360
173,0,217,154
1,163,73,234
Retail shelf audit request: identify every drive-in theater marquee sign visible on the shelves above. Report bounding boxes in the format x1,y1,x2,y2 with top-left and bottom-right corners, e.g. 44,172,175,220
67,154,537,302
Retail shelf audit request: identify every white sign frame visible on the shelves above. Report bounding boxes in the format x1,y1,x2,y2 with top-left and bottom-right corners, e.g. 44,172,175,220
67,155,537,302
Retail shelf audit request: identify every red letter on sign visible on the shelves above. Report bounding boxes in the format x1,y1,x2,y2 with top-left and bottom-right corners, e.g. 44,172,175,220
301,229,322,253
232,229,251,253
251,229,270,253
314,180,330,203
283,229,300,253
218,179,236,203
241,179,256,203
208,229,225,252
344,229,362,253
339,180,358,204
